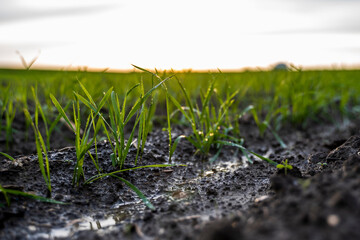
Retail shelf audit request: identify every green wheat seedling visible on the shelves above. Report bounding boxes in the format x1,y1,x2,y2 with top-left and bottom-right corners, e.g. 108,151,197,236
215,140,278,166
0,152,15,161
135,78,160,164
106,85,141,168
130,65,184,163
0,184,65,207
4,99,16,151
168,78,237,156
75,71,171,169
0,84,11,139
31,86,68,150
247,104,287,149
24,108,52,196
105,76,171,168
50,88,110,186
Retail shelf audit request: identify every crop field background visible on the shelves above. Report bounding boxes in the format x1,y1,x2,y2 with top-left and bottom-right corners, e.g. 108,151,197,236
1,68,360,181
1,67,360,239
2,68,360,125
1,68,360,157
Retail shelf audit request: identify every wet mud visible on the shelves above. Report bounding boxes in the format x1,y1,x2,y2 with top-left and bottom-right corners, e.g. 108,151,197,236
1,118,360,240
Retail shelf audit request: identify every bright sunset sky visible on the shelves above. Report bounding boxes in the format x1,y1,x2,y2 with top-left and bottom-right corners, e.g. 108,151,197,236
1,0,360,70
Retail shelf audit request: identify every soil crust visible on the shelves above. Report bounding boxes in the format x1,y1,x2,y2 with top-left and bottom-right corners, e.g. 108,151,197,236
1,118,360,240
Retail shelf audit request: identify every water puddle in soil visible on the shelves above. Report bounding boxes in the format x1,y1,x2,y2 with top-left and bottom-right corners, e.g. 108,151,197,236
28,211,132,239
28,149,275,239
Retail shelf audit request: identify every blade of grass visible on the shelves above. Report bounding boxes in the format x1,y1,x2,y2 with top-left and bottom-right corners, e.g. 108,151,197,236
0,152,15,161
110,174,155,210
50,94,75,132
215,140,278,166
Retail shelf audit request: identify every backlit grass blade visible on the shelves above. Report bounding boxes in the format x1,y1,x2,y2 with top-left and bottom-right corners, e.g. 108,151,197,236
176,78,197,126
0,152,15,161
0,184,10,206
200,79,216,121
124,77,172,125
170,135,186,162
50,94,75,133
167,94,192,124
111,91,121,124
216,140,278,166
266,123,287,148
78,80,96,106
24,108,52,194
84,164,184,184
110,174,155,210
166,93,172,162
0,186,66,205
48,102,71,147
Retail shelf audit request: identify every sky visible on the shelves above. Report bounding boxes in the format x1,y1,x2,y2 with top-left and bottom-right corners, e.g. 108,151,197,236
0,0,360,71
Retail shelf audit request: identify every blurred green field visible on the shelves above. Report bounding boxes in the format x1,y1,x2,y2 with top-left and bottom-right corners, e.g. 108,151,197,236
1,68,359,126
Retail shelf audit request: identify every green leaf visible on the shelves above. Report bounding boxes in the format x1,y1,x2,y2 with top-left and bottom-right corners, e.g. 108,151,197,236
0,184,10,206
50,94,75,133
170,135,186,160
1,188,66,205
0,152,15,161
78,80,96,106
110,174,155,210
85,164,185,184
215,140,278,166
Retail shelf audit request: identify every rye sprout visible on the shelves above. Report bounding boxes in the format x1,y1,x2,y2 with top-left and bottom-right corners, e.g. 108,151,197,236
131,65,184,163
216,140,278,166
31,86,67,150
4,99,16,151
0,152,15,161
50,84,111,186
247,103,287,149
0,184,65,207
135,78,160,164
0,84,11,140
168,78,237,155
82,67,173,169
24,105,52,196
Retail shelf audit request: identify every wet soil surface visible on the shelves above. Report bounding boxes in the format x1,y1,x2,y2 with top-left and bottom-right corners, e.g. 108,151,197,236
1,118,360,240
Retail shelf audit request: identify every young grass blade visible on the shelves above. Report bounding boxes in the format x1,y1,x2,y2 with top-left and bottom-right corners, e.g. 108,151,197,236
169,135,186,162
1,187,66,205
166,93,172,162
110,174,155,210
265,122,287,149
84,164,183,184
24,109,52,194
132,65,175,88
239,105,255,119
78,80,96,107
0,152,15,161
215,140,278,166
200,79,216,121
0,184,11,206
50,94,75,132
124,77,172,125
167,94,192,124
48,102,71,147
111,91,121,124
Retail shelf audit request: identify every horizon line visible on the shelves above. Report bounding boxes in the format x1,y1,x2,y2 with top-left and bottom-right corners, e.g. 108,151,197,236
1,62,360,73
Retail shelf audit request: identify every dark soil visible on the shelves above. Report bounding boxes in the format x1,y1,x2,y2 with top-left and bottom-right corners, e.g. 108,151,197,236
1,117,360,240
